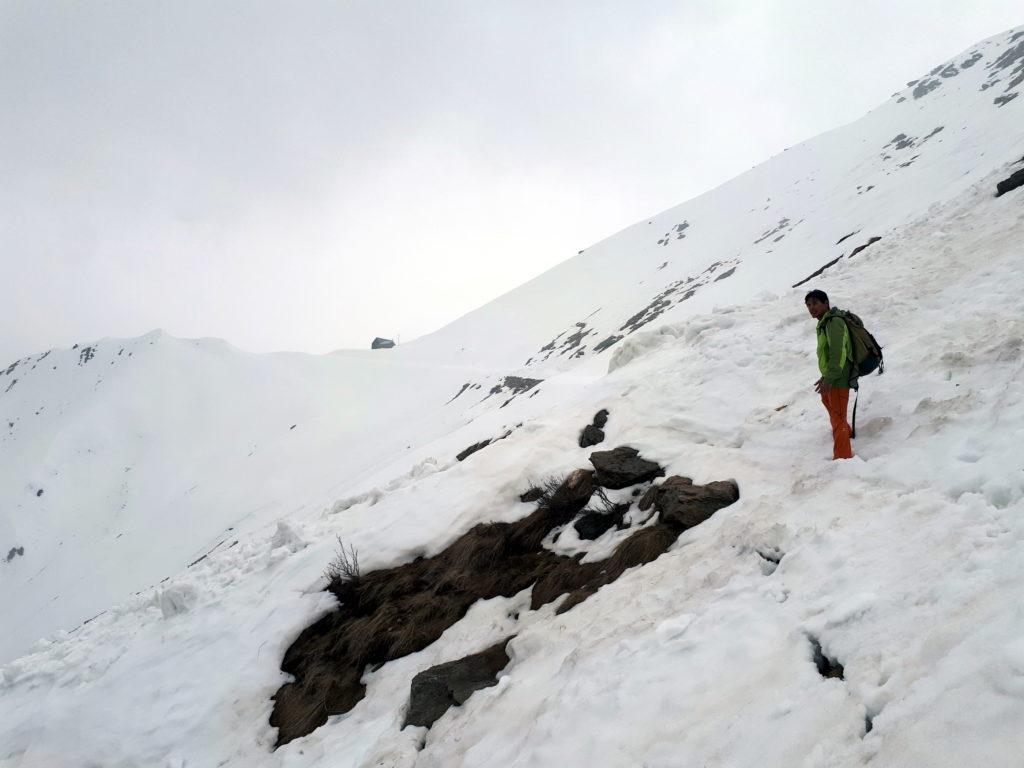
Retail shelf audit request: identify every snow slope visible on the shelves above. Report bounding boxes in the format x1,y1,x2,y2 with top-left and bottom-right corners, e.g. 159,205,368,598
1,23,1024,768
0,331,502,663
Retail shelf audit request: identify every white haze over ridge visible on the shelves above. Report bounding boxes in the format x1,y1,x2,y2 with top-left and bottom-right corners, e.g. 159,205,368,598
1,1,1023,364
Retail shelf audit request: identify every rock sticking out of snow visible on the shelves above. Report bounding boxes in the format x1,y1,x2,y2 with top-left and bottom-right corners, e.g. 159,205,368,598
589,446,665,489
403,638,511,729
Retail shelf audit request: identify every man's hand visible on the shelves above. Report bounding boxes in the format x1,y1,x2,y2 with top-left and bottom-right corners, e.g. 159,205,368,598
815,378,832,395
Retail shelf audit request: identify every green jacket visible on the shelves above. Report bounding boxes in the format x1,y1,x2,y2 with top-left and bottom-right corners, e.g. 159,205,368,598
816,308,853,388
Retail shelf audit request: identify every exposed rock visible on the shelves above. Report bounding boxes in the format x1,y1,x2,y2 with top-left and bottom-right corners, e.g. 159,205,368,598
578,409,610,448
530,522,681,614
457,439,493,462
960,52,982,68
519,487,544,503
5,546,24,563
617,260,737,335
537,469,596,525
809,636,845,680
457,430,512,462
578,424,605,448
485,376,543,403
371,337,395,349
573,500,630,541
754,217,792,244
573,511,616,540
849,236,882,258
593,335,623,353
793,255,844,288
589,446,664,489
650,476,740,531
403,639,511,729
885,132,915,150
272,464,735,745
446,382,472,404
996,167,1024,196
714,266,737,281
269,469,596,746
913,78,941,98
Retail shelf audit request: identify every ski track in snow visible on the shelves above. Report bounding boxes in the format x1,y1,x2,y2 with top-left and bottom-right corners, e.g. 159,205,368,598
2,24,1024,768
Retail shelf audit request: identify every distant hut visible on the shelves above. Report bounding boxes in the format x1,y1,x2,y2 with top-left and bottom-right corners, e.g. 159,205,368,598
371,337,396,350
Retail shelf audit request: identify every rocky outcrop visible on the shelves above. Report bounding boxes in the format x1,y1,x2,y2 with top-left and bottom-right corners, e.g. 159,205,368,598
573,502,628,540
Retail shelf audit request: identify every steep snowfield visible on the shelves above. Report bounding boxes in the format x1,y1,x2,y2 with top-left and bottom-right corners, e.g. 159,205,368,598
0,332,496,663
1,23,1023,768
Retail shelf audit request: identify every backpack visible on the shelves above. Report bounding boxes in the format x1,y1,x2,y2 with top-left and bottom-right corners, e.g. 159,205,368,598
833,309,884,381
832,309,884,440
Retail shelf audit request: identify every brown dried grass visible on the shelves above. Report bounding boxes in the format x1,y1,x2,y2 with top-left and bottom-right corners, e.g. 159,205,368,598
271,466,728,746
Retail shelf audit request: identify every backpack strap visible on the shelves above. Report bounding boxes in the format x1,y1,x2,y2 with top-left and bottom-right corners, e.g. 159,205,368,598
851,390,859,439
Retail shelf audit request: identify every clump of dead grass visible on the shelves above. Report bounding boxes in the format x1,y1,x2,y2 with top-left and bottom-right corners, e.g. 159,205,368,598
271,463,736,747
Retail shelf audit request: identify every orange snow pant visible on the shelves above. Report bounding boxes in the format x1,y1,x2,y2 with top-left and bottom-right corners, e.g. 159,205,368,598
820,387,853,460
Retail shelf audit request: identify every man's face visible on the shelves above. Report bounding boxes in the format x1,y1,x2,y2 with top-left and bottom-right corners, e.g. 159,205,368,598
805,298,828,319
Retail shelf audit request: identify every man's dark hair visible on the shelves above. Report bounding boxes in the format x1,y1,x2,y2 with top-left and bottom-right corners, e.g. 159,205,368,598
804,289,829,304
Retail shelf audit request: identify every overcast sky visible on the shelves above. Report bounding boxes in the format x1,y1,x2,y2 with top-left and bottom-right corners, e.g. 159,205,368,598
1,1,1021,363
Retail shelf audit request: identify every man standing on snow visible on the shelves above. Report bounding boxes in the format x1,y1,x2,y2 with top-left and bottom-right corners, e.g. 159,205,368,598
805,289,854,460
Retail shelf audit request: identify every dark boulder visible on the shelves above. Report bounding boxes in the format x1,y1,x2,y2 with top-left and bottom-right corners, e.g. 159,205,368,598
573,512,616,540
403,639,512,729
579,424,605,448
589,446,664,489
573,501,629,540
649,475,739,531
996,167,1024,197
578,409,611,448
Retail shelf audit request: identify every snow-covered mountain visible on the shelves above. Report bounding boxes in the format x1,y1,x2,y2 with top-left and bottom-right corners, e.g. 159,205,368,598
1,23,1023,768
